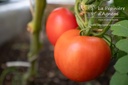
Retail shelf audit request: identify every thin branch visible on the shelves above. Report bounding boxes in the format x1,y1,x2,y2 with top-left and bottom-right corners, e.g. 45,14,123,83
29,0,34,17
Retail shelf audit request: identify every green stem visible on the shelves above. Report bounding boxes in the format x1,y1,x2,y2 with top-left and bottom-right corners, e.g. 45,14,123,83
29,0,46,57
33,0,46,33
75,0,108,36
92,16,115,37
0,67,16,85
75,0,86,29
22,0,46,85
75,0,90,35
28,0,46,76
28,34,40,59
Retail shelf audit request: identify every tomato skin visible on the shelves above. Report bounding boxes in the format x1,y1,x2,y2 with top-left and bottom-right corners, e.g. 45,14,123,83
54,29,111,82
46,7,78,46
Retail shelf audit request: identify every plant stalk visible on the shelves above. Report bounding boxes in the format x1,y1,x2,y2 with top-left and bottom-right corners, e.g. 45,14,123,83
22,0,46,85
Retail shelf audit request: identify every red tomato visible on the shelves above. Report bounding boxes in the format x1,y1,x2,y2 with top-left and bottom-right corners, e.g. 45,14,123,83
54,29,111,82
46,7,78,46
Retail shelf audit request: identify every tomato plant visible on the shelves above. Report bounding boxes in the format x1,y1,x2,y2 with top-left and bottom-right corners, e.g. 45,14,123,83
110,20,128,85
53,0,128,84
54,29,111,82
46,7,78,46
0,0,128,85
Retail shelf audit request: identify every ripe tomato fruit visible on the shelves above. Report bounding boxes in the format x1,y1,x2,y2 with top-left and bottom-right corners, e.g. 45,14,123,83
46,7,78,46
54,29,111,82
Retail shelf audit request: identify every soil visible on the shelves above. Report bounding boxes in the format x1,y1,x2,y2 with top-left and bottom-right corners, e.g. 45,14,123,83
0,4,114,85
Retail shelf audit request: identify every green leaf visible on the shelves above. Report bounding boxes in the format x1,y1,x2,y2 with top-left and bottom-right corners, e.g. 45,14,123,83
116,50,127,59
110,72,128,85
114,55,128,74
111,20,128,37
114,0,128,14
116,39,128,53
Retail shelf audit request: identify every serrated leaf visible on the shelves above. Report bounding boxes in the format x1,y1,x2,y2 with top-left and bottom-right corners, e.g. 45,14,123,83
114,55,128,74
116,39,128,53
111,20,128,37
110,72,128,85
116,50,127,59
